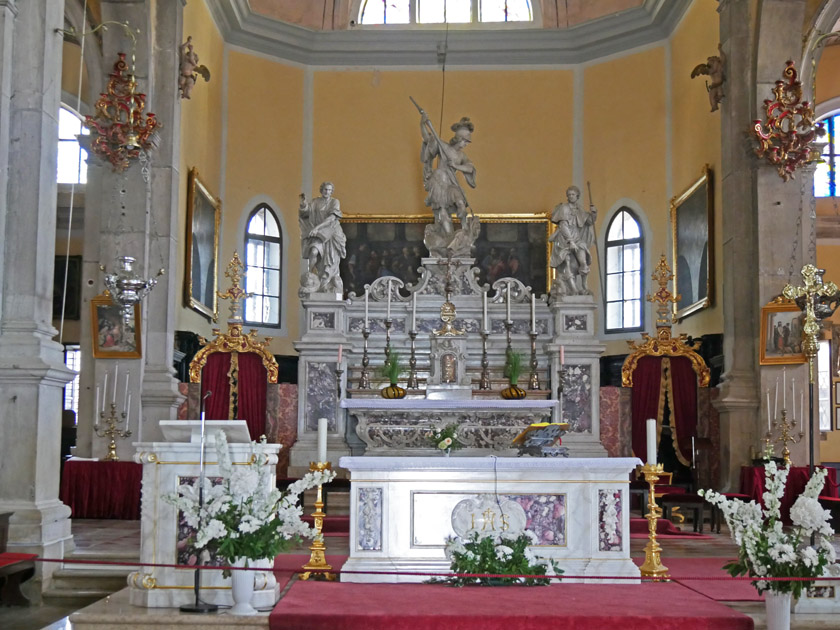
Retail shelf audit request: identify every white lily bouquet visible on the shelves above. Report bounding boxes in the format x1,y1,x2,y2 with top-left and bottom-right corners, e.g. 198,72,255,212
700,462,835,598
164,430,335,565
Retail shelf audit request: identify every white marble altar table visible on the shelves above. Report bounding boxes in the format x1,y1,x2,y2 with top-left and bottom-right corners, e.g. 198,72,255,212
341,399,559,454
339,455,641,584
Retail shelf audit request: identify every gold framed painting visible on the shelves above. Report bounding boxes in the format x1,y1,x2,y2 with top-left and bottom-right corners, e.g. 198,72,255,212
339,212,552,298
91,292,142,359
671,165,714,320
759,297,806,365
184,167,221,320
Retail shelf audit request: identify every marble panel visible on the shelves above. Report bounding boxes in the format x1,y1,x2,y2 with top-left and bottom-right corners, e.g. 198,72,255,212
311,311,336,330
270,384,297,478
599,386,621,457
619,387,633,457
176,383,189,420
508,494,566,546
598,489,623,552
305,361,339,431
564,314,587,331
564,364,592,432
348,317,407,333
357,486,382,551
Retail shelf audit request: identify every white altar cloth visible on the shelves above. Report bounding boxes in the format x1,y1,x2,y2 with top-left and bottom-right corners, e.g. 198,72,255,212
341,399,559,411
339,456,641,584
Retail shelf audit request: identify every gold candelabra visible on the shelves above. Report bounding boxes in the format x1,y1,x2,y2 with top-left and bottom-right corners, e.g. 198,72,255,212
300,461,336,581
639,463,670,580
94,402,131,462
767,409,803,467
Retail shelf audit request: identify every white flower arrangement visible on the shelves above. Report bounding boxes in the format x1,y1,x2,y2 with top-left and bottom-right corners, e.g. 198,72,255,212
425,424,462,452
164,430,335,564
700,462,836,598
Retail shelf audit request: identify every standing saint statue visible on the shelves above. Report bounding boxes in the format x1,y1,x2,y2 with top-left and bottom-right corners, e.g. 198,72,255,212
412,98,481,258
549,185,597,296
299,181,347,294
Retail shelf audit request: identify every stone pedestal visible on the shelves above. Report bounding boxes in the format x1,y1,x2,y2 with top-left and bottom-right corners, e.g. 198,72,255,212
289,295,349,476
548,295,607,457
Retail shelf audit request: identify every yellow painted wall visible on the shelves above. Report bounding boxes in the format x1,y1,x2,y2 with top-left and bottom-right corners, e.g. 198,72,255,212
60,41,91,110
584,47,668,356
222,50,304,356
177,0,225,338
669,0,723,340
312,69,573,216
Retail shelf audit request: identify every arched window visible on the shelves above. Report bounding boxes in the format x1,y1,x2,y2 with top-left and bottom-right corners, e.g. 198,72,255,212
359,0,532,25
244,205,282,327
815,112,839,197
604,209,643,333
57,105,89,184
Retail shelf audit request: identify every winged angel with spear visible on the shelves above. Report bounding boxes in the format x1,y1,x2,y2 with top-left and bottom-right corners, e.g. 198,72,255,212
411,97,481,258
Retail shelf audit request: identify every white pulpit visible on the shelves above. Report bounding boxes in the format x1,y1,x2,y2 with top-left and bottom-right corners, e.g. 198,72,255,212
128,421,281,608
339,456,641,584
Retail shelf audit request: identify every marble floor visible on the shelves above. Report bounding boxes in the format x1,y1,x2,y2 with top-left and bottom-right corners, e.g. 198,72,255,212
1,515,839,629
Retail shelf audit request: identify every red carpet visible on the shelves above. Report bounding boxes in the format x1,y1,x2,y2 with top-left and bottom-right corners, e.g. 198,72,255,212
629,517,711,539
648,557,764,602
269,580,753,630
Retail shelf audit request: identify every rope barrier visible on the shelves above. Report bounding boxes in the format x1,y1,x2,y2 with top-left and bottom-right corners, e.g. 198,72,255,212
23,556,840,582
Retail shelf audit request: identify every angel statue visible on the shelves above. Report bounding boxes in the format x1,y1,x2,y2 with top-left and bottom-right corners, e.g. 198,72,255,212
411,97,481,259
690,44,727,112
178,36,211,99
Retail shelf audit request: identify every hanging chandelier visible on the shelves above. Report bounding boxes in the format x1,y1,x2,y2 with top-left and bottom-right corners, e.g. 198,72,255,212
100,256,164,320
83,53,160,172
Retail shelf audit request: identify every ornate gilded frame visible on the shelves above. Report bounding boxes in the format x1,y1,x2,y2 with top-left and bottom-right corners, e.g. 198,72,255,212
670,165,714,321
340,212,552,295
90,292,142,359
759,296,807,365
184,167,221,320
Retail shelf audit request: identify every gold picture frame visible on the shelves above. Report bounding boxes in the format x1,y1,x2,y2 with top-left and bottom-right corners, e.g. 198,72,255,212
759,297,806,365
184,167,221,320
339,212,552,297
671,165,714,320
91,292,141,359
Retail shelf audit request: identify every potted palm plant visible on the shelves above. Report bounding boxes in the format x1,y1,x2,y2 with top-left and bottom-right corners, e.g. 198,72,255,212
501,349,526,400
379,349,405,399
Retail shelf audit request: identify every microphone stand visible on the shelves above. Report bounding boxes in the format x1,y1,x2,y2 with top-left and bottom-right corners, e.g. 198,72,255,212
181,390,218,614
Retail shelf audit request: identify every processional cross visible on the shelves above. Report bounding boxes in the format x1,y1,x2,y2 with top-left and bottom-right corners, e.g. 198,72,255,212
216,251,253,322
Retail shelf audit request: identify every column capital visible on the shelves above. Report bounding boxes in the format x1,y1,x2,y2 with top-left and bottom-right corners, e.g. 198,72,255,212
0,1,17,16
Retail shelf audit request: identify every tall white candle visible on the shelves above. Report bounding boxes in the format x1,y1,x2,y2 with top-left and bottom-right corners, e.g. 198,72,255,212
125,393,131,427
531,294,536,333
337,344,342,364
506,283,511,321
800,391,804,432
123,372,130,413
782,367,786,409
774,378,779,419
102,373,108,411
646,419,658,466
791,378,796,420
386,279,392,320
137,413,142,443
317,417,328,463
411,292,417,332
112,365,119,404
364,291,369,330
766,388,771,432
95,386,100,420
560,345,565,365
691,436,696,467
482,291,488,332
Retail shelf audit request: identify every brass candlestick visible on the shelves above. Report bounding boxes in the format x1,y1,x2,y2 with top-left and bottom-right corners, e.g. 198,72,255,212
384,318,393,358
639,462,670,580
407,330,419,390
300,461,336,581
94,402,132,462
528,331,540,390
358,328,371,389
772,408,803,467
479,330,491,390
335,367,344,400
503,319,513,357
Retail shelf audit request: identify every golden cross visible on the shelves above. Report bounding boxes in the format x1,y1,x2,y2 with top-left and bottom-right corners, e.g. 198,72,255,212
647,254,680,327
783,264,839,380
216,251,253,321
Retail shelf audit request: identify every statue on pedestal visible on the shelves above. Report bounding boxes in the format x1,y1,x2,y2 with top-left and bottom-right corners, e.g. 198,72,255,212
412,98,481,258
299,181,346,294
549,185,597,296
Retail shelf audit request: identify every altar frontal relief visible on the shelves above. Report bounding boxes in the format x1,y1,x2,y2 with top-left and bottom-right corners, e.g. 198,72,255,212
339,214,550,298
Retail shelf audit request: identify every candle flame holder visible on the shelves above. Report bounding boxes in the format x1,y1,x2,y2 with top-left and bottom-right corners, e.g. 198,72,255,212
479,330,491,390
94,402,132,462
528,331,540,390
767,408,803,467
639,462,670,580
407,330,419,390
300,461,336,581
358,328,371,389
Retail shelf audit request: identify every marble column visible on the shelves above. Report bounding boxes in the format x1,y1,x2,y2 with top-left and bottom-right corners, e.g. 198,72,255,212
0,0,75,597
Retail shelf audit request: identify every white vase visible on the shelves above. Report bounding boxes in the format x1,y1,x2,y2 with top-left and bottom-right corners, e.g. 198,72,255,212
230,557,257,616
764,590,792,630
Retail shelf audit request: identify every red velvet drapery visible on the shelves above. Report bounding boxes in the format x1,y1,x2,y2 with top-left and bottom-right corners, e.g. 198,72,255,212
631,356,663,463
668,356,698,466
202,353,231,420
238,352,267,439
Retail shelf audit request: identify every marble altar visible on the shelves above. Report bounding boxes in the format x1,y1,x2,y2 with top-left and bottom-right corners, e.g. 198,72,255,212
128,421,281,608
339,455,641,584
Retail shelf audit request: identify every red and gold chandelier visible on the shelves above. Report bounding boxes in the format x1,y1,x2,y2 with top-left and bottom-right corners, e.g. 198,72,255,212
83,53,159,172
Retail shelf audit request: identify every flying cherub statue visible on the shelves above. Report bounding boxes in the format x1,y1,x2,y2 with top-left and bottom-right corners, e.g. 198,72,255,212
691,43,727,112
178,36,211,99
